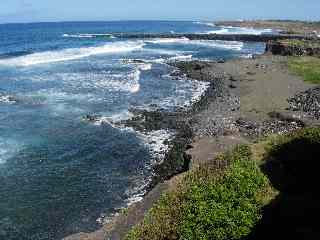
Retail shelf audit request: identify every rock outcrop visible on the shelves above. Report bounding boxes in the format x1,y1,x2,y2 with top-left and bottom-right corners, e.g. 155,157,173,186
266,40,320,56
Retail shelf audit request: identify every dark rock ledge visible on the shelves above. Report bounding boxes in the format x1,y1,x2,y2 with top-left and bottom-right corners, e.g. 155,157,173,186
113,33,315,42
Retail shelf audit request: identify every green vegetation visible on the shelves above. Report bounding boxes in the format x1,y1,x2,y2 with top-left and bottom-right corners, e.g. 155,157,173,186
126,146,272,240
281,39,320,48
126,127,320,240
288,56,320,83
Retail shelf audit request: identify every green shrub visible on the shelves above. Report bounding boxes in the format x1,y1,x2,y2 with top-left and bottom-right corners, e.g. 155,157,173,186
288,57,320,83
126,145,269,240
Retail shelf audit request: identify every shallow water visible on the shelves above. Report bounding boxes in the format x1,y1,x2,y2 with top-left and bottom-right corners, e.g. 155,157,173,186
0,21,267,239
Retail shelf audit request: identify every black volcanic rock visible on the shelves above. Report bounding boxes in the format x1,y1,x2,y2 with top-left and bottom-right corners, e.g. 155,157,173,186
266,40,320,56
288,87,320,119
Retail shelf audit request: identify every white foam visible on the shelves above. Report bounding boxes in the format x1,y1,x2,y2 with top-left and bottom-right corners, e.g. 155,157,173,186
240,53,254,59
81,70,141,93
139,129,175,163
0,95,17,103
125,178,151,207
189,80,210,104
195,40,244,50
146,37,190,44
165,77,210,108
124,129,175,207
139,63,152,71
168,54,193,61
146,38,243,51
90,110,135,127
63,33,116,39
195,21,216,27
42,67,141,94
208,26,273,35
122,59,152,71
0,41,145,67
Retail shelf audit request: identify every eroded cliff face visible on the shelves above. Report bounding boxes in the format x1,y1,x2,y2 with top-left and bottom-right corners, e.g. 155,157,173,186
266,40,320,57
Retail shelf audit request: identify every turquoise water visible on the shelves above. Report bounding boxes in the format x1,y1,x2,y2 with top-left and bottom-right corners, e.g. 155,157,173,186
0,21,268,239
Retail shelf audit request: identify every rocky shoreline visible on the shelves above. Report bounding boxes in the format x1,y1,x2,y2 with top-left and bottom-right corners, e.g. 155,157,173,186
65,59,242,240
66,49,320,240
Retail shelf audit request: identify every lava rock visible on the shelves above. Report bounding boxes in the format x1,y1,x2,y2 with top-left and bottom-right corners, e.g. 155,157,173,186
288,87,320,119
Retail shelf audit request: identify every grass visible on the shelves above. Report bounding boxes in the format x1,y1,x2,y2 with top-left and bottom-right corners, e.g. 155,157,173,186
288,56,320,83
126,145,272,240
281,39,320,48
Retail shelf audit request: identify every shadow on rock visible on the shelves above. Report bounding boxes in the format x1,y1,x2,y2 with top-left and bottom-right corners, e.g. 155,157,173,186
245,129,320,240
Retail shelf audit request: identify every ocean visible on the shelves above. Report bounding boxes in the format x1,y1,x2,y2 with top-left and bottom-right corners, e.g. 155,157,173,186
0,21,269,240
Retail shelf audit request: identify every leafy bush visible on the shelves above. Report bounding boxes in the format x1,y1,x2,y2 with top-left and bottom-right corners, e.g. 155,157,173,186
126,145,269,240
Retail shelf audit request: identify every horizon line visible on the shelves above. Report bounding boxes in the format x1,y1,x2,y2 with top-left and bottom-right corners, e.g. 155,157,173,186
1,18,319,25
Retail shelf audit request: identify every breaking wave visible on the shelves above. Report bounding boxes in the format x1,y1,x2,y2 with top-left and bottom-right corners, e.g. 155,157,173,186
0,41,145,66
146,38,244,51
62,33,115,38
207,26,273,35
194,21,216,27
145,37,190,44
0,94,17,104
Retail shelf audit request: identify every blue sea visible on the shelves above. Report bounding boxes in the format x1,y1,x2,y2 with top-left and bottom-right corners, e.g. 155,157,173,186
0,21,269,240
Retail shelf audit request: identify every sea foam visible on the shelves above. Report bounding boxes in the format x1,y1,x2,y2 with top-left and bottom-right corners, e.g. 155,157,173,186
146,37,190,44
63,33,115,38
60,69,141,94
194,21,216,27
0,41,145,67
146,38,244,51
207,26,273,35
0,94,17,104
124,129,175,207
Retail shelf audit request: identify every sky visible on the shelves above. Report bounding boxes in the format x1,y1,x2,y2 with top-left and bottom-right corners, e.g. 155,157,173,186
1,0,319,24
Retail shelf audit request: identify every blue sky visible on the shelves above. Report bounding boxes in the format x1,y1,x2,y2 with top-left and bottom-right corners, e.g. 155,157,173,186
1,0,319,23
